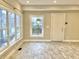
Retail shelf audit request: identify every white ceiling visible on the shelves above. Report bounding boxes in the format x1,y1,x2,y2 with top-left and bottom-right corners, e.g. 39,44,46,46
18,0,79,5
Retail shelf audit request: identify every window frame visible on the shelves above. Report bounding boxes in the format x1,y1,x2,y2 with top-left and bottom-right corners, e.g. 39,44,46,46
30,15,44,37
0,9,8,51
0,7,22,52
8,12,16,44
15,14,21,39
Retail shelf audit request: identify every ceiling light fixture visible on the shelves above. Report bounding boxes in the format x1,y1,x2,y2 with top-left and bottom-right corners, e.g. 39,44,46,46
53,0,56,3
26,1,30,3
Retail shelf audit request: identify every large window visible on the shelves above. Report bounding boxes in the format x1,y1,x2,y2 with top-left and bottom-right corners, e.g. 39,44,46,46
0,8,22,51
0,9,7,49
31,16,44,37
8,12,15,42
16,15,21,39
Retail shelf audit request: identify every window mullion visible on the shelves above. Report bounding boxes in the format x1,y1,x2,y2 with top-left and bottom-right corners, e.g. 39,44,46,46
15,14,17,40
6,11,9,45
20,15,23,36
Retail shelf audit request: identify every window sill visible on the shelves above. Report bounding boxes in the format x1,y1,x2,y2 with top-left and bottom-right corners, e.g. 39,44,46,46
0,35,23,57
0,43,7,52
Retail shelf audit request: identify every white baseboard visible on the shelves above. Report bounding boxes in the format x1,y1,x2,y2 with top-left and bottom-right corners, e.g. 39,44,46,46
23,39,51,42
23,39,79,42
63,40,79,42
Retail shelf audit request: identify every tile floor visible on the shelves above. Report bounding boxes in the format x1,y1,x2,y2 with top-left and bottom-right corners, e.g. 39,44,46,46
9,42,79,59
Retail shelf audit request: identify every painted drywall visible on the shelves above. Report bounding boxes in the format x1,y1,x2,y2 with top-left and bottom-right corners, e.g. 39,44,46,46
23,11,79,41
65,12,79,41
23,11,51,40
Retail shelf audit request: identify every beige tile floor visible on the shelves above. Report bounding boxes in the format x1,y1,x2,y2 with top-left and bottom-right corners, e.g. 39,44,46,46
9,42,79,59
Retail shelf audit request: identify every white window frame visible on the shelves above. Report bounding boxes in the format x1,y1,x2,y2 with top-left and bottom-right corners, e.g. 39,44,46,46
0,5,23,53
8,12,16,44
0,9,8,51
15,14,21,39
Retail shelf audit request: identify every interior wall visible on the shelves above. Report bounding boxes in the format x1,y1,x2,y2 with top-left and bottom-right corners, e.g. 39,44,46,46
65,12,79,41
23,11,51,40
23,11,79,41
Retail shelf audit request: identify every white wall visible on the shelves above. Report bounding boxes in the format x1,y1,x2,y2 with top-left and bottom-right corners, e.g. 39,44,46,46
23,11,79,42
65,12,79,41
23,11,51,41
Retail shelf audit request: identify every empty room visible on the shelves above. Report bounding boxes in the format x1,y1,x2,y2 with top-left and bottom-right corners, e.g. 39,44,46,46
0,0,79,59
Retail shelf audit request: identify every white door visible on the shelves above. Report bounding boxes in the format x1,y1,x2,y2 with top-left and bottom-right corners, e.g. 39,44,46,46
50,13,65,41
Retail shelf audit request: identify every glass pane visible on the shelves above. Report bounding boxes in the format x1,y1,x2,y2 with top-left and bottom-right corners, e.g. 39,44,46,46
31,16,43,36
0,30,7,47
0,10,7,48
0,32,1,47
8,12,15,41
0,10,1,47
0,10,1,29
1,10,6,29
16,15,21,39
